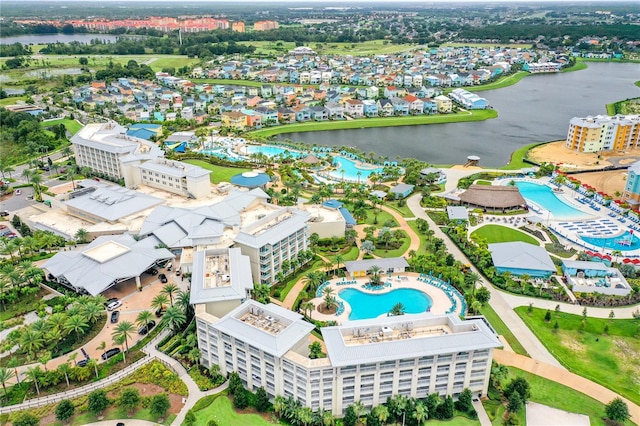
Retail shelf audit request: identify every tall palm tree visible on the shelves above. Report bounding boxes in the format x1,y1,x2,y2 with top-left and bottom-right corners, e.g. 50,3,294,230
21,168,33,184
136,310,154,329
87,358,99,379
151,294,169,313
300,301,315,319
58,362,71,387
413,401,428,425
38,351,52,372
75,228,89,244
161,283,179,306
7,358,20,385
161,306,186,332
25,366,43,396
81,301,103,324
0,367,15,397
112,321,135,352
30,173,43,200
176,290,193,318
273,395,287,418
113,334,127,362
20,329,45,360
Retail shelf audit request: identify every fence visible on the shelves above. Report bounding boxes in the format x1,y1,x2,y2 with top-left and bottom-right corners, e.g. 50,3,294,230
0,355,153,414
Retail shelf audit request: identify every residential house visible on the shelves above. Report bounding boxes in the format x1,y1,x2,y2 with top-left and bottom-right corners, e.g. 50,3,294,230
377,99,394,117
310,106,329,121
390,97,410,116
404,95,424,114
292,106,311,122
344,99,364,118
221,111,247,130
362,100,379,117
325,102,345,120
434,95,453,113
277,107,296,124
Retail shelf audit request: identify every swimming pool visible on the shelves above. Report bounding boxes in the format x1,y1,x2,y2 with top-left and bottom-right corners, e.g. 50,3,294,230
580,231,640,251
515,181,592,220
244,145,305,158
329,156,385,181
339,288,433,320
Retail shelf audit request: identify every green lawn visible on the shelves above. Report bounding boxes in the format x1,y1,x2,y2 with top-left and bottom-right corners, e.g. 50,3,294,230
479,304,529,356
249,110,498,138
193,394,277,426
501,141,547,170
442,42,533,49
64,408,175,426
364,209,397,227
475,180,492,186
471,225,540,246
42,118,83,135
181,159,251,184
386,201,415,218
516,306,640,406
461,71,529,93
341,245,360,261
238,39,414,56
373,230,411,258
562,61,588,73
0,96,27,107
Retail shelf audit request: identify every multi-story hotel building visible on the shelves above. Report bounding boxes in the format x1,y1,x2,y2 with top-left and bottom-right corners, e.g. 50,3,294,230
565,114,640,153
71,122,163,180
254,20,279,31
623,160,640,208
132,158,211,199
195,298,501,417
232,22,245,32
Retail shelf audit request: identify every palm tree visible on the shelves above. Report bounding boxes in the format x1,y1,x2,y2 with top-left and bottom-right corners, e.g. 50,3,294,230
58,362,71,387
353,400,365,422
82,302,103,324
136,310,154,330
0,367,15,397
30,173,43,200
38,351,52,372
161,283,179,306
112,321,135,352
25,366,43,396
334,254,344,272
368,265,382,286
151,294,169,313
373,404,389,424
20,329,45,360
68,352,78,367
273,395,287,418
21,168,33,184
300,301,315,319
114,334,127,362
413,401,428,425
87,358,99,379
64,315,89,342
7,358,20,385
75,228,89,244
161,306,186,332
96,341,106,353
464,271,480,296
389,302,406,316
297,406,314,426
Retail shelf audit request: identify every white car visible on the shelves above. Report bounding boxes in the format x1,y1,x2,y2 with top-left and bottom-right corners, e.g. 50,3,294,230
107,300,122,311
15,189,21,196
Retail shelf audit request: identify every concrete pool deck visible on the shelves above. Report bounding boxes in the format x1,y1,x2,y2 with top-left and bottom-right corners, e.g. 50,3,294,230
309,272,463,323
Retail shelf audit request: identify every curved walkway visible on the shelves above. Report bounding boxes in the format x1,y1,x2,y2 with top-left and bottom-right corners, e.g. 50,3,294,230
493,350,640,425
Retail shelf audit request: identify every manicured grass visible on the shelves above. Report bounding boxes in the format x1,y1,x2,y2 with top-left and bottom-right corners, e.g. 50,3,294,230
461,71,529,93
238,39,414,56
501,141,547,170
364,209,397,226
606,101,617,115
373,230,411,258
504,366,618,426
479,303,529,357
484,398,526,426
248,110,498,138
471,224,540,246
515,306,640,406
562,60,588,73
386,201,415,218
475,180,492,186
65,408,176,426
635,81,640,88
442,42,533,49
341,245,360,261
193,393,278,426
150,56,200,71
181,159,251,184
277,260,323,301
42,118,82,135
0,96,27,106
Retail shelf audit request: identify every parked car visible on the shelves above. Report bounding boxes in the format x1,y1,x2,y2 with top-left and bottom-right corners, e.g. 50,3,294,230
107,300,122,311
158,273,168,283
76,359,89,367
110,310,120,323
175,270,181,276
104,297,118,307
0,211,9,217
147,267,158,275
101,348,121,361
26,195,34,200
14,189,21,196
138,320,156,335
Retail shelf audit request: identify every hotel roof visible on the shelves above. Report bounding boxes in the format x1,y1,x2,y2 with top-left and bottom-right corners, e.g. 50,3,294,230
71,122,163,157
137,158,211,179
43,234,174,295
322,314,501,367
212,301,315,357
190,248,253,305
488,242,556,273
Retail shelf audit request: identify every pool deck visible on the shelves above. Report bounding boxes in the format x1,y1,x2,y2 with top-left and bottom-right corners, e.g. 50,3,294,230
309,272,464,323
491,177,640,257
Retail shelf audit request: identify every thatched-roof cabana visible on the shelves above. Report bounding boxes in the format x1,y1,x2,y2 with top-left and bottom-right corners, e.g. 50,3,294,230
457,185,525,210
301,154,322,165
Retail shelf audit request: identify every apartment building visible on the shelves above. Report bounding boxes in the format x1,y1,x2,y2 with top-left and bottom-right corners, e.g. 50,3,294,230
232,22,245,32
254,20,279,31
195,299,501,417
71,122,163,179
623,160,640,208
565,114,640,153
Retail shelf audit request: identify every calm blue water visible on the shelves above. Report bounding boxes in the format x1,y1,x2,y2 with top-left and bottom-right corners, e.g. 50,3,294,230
580,231,640,251
515,182,592,220
339,288,433,320
330,156,385,181
245,145,305,158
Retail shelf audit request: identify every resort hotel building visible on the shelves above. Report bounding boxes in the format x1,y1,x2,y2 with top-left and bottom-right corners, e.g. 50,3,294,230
565,114,640,153
72,123,212,198
194,292,500,417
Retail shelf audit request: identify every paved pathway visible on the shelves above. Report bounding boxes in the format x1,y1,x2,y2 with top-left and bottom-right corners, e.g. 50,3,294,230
406,194,564,367
473,399,492,426
494,350,640,425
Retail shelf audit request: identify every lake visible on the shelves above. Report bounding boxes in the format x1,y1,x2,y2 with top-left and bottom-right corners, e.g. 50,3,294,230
1,34,118,45
277,62,640,167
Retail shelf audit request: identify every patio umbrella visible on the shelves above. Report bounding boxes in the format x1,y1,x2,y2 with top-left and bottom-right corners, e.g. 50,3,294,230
633,259,640,265
623,258,632,264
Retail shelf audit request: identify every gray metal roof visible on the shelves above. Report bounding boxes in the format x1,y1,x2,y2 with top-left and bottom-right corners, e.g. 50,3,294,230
212,301,315,357
42,234,174,295
65,182,164,222
322,314,501,367
390,183,415,194
137,159,211,179
447,206,469,221
561,260,610,271
190,248,253,305
71,122,163,158
234,209,309,249
344,257,409,274
488,242,555,272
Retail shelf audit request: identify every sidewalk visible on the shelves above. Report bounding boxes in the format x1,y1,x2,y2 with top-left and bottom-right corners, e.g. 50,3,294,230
406,194,564,368
494,350,640,425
